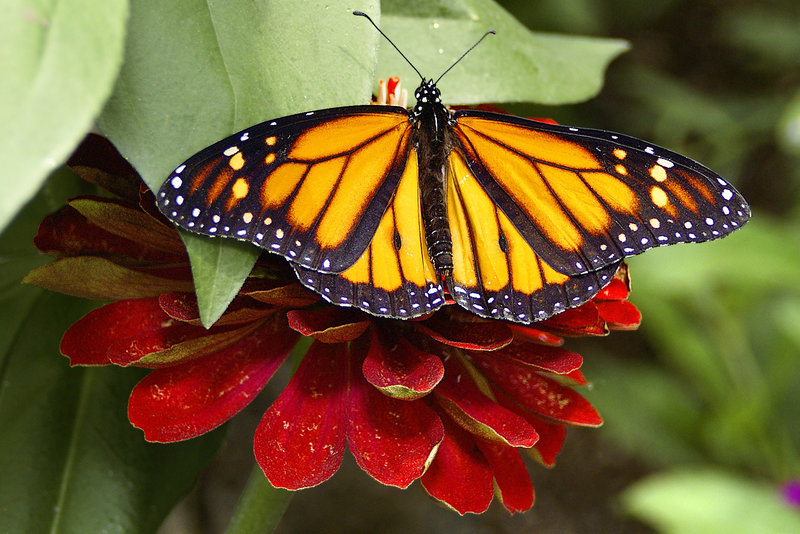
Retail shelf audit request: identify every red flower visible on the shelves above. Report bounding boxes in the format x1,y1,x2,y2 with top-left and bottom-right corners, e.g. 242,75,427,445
26,129,639,514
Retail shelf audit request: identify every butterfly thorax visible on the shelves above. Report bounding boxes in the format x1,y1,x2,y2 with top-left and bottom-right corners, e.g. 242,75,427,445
412,80,454,278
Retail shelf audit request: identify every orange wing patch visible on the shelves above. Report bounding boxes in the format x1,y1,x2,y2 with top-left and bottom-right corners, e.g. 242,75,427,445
446,150,619,323
295,150,445,319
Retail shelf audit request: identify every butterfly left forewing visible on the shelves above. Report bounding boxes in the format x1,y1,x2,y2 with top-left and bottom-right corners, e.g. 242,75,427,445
446,149,620,323
158,106,412,274
452,111,750,276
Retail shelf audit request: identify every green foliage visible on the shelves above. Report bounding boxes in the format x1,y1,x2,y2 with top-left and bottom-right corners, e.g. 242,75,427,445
0,0,127,232
622,470,800,534
377,0,628,104
0,170,225,534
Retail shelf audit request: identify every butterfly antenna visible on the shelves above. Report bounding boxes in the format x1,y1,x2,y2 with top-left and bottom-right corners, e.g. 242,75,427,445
435,30,495,84
353,11,424,81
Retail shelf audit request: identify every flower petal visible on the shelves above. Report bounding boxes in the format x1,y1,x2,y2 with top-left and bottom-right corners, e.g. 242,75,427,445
67,134,142,201
435,357,538,447
128,314,298,442
485,342,583,375
60,297,169,365
475,439,534,513
421,419,494,515
68,196,184,254
245,280,320,309
23,256,193,300
108,320,260,368
524,415,567,467
595,300,641,330
255,341,348,490
509,324,564,346
595,274,630,300
471,353,603,427
287,308,369,343
414,313,513,350
33,203,181,262
362,329,444,399
158,291,274,326
347,366,443,488
539,304,608,337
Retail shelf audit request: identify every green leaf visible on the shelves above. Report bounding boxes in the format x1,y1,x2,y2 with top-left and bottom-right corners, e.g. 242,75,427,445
378,0,629,104
0,169,225,534
182,232,260,328
98,0,380,328
622,469,800,534
0,0,127,232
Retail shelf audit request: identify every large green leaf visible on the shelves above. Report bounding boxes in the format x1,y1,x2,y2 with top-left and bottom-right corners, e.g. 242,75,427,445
0,170,225,534
377,0,629,104
98,0,380,327
622,470,800,534
0,0,127,232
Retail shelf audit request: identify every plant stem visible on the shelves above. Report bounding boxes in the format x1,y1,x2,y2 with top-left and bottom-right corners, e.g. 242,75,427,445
224,466,293,534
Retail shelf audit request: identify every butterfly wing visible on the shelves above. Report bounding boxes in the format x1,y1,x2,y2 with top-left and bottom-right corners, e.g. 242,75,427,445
452,110,751,276
294,149,447,318
158,106,413,274
446,149,621,323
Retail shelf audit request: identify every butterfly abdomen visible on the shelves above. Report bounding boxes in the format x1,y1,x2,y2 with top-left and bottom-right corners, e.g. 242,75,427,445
415,98,454,277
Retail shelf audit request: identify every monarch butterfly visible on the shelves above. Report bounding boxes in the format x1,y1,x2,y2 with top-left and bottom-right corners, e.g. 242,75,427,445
157,12,750,324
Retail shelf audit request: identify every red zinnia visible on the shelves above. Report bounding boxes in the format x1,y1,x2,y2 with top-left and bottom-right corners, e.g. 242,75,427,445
25,115,640,515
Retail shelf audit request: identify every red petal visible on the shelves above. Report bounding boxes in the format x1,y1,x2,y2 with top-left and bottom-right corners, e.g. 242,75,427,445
128,315,298,442
67,134,142,201
485,342,583,375
33,204,151,262
595,276,630,300
436,357,538,447
508,324,564,346
491,387,566,467
421,419,494,514
539,304,608,337
596,300,642,330
246,281,320,308
287,308,369,343
68,196,184,255
362,329,444,399
525,416,567,467
347,368,444,488
158,291,273,326
476,440,534,513
414,314,513,350
110,322,261,368
255,341,348,490
471,353,602,427
61,298,172,365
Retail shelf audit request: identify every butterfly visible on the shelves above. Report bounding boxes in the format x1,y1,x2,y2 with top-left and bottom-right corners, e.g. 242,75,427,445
156,12,750,324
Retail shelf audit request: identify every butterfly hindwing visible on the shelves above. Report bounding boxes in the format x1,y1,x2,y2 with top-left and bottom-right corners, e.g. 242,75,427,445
446,149,621,323
294,149,447,319
452,110,751,276
158,106,413,274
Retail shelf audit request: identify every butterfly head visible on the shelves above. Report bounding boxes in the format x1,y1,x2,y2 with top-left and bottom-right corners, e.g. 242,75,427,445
412,79,442,116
